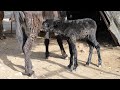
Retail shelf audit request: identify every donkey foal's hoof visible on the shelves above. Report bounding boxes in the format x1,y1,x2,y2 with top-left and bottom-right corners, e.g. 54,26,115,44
45,56,49,59
98,64,102,68
61,54,68,59
85,62,90,66
67,65,77,72
98,62,102,67
67,64,71,69
45,52,49,59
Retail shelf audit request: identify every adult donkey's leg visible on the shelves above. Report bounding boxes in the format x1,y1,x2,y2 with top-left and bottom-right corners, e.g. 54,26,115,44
56,35,68,59
0,22,6,40
22,34,36,76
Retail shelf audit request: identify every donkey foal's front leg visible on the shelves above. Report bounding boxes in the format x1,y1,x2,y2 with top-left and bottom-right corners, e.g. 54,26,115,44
67,37,78,71
56,35,68,59
44,32,50,59
86,42,94,66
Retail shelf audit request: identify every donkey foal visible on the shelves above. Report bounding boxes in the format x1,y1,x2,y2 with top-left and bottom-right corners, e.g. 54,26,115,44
42,18,102,71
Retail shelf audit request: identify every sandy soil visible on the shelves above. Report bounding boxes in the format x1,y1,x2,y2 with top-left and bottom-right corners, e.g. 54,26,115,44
0,33,120,79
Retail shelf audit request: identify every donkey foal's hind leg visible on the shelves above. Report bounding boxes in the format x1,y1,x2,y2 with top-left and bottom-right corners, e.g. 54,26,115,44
95,42,102,67
86,41,94,66
89,38,102,67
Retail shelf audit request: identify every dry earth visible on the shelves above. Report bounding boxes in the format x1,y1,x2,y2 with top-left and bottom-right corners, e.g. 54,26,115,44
0,33,120,79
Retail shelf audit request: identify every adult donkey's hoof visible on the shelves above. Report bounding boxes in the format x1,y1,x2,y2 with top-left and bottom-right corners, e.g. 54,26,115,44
22,70,34,77
0,35,6,40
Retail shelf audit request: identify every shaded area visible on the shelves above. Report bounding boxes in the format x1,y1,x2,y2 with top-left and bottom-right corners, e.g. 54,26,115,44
67,11,116,46
39,11,116,47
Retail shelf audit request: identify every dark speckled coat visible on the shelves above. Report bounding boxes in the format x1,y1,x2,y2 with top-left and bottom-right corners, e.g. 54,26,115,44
43,18,97,41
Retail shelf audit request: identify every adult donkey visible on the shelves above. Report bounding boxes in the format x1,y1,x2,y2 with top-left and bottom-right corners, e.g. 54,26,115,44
0,11,6,39
13,11,67,76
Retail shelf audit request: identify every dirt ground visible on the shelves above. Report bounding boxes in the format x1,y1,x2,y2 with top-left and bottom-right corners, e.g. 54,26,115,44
0,33,120,79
